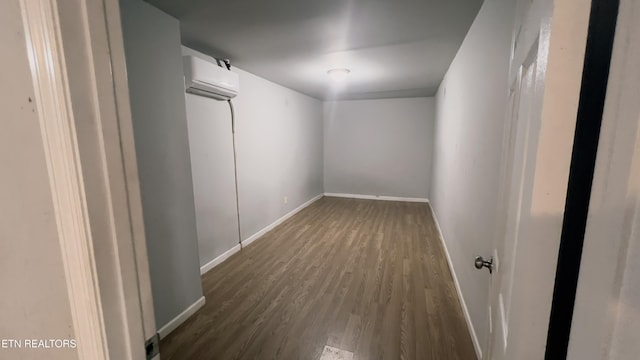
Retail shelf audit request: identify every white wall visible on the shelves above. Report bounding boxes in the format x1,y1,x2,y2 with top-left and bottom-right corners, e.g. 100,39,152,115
0,1,77,358
182,47,324,266
430,0,516,350
235,69,324,241
324,98,434,199
120,0,203,330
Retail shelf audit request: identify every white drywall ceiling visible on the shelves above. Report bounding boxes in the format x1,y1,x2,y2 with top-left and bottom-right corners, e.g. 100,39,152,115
148,0,483,100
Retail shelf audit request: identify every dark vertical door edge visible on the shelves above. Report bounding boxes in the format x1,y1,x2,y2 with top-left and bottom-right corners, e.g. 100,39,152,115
544,0,620,359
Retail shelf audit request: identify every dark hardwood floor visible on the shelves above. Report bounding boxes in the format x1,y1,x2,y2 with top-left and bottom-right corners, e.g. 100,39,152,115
160,196,476,359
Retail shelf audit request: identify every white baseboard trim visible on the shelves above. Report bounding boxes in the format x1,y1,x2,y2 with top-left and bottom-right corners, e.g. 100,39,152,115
428,202,482,360
200,244,242,275
324,192,429,203
241,193,324,248
157,296,206,339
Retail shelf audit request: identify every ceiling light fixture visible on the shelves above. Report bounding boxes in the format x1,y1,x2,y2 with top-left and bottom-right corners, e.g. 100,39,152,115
327,68,351,82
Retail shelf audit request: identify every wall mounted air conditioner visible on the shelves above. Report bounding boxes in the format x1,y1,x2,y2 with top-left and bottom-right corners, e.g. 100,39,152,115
183,55,239,101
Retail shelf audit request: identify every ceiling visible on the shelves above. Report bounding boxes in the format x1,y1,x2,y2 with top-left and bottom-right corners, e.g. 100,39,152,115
147,0,483,100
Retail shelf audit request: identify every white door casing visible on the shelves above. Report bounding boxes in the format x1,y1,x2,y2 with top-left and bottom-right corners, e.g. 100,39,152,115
19,0,157,358
568,0,640,357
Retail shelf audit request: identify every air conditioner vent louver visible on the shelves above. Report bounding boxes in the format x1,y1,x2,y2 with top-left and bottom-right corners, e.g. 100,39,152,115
183,55,239,101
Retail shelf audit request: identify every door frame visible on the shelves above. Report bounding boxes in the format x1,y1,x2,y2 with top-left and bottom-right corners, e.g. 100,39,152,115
20,0,623,359
566,0,640,357
19,0,155,358
544,0,620,358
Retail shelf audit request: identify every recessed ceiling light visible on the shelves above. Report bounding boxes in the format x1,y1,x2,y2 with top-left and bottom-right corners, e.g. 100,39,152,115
327,68,351,82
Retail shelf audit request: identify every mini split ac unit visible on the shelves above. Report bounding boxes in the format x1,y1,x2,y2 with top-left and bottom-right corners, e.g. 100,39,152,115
183,55,239,101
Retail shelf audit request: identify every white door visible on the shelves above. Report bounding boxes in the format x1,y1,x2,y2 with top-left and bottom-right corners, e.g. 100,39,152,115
484,0,569,358
482,0,597,356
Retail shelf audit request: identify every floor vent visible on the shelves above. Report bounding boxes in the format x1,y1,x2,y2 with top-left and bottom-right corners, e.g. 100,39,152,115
319,345,354,360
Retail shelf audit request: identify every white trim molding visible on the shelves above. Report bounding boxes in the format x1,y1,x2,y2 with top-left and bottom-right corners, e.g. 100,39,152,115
158,296,206,339
242,194,324,248
201,244,242,275
19,1,108,359
428,203,482,359
324,192,429,203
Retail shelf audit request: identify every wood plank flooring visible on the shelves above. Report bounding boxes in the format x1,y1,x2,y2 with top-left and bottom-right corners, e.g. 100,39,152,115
160,196,476,360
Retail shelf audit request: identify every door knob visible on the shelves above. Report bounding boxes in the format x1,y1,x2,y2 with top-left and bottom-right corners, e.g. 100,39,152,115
474,256,493,274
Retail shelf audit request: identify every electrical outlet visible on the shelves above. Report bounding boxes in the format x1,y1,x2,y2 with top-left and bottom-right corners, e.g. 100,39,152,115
284,196,288,204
